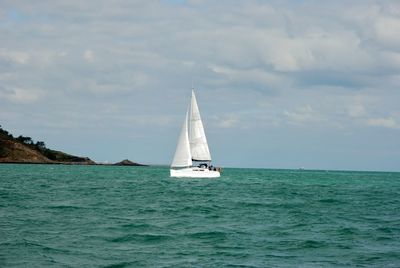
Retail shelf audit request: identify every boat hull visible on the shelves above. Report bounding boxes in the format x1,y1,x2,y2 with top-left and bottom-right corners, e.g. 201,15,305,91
170,167,220,178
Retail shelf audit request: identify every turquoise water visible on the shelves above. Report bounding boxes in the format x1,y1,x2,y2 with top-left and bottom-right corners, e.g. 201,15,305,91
1,164,399,267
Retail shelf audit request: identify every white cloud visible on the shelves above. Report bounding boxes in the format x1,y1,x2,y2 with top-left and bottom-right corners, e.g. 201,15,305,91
1,88,44,103
348,103,366,118
213,115,238,128
0,49,30,64
1,0,400,169
367,117,399,129
283,105,320,124
209,64,285,88
83,50,94,62
374,16,400,49
125,114,172,126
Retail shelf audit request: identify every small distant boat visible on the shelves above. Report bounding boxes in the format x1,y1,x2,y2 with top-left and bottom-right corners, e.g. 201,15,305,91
170,89,221,178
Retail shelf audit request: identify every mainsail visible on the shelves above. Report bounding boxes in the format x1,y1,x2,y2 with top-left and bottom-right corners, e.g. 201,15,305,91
171,90,212,167
171,110,193,167
188,90,211,161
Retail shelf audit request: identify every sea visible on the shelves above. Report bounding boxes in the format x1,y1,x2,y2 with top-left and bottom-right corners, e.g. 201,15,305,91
1,164,399,267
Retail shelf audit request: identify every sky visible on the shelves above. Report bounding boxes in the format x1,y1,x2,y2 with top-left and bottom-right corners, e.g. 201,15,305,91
1,0,400,171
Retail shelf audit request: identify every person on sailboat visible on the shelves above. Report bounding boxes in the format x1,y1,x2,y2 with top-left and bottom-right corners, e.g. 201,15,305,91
199,163,208,169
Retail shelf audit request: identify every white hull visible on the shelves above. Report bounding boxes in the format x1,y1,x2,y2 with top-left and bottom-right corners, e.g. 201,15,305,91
170,167,220,178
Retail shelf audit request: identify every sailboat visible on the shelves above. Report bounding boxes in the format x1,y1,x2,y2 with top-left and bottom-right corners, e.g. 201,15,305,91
170,90,221,178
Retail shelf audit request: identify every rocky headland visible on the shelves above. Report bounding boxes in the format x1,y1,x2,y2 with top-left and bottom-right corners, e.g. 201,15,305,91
0,126,145,166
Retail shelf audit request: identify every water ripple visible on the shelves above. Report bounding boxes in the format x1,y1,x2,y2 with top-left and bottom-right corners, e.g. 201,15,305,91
1,165,399,267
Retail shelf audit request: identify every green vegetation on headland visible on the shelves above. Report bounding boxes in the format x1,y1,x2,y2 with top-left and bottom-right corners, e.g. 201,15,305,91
0,125,146,166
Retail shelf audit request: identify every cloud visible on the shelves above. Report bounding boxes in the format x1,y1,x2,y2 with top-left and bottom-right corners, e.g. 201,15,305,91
0,49,30,64
1,0,400,169
283,105,320,124
0,87,44,103
213,115,238,128
208,64,286,91
348,103,366,118
83,49,94,62
373,16,400,50
124,114,173,126
367,117,400,129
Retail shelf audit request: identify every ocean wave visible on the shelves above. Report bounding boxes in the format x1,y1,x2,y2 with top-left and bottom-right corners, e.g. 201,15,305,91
187,230,228,240
2,165,400,267
106,233,172,243
102,261,136,268
298,239,328,249
47,204,86,210
22,239,72,254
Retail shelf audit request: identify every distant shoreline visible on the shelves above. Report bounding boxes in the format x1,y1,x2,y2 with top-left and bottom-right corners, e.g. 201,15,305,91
1,126,147,167
0,161,148,167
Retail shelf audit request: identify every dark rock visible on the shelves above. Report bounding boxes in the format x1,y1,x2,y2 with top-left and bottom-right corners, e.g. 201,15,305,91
114,159,147,166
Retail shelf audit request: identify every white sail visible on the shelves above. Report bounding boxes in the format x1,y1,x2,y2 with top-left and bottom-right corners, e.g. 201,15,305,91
171,110,193,167
188,90,212,161
170,89,220,178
